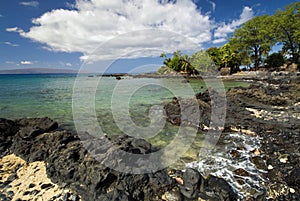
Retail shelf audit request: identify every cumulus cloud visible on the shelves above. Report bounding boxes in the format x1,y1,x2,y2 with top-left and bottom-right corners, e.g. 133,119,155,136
20,61,33,65
20,1,39,7
16,0,212,61
10,0,254,61
213,6,253,44
3,41,19,47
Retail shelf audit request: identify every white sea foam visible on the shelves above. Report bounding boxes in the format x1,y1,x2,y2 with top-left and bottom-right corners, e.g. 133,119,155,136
186,133,266,199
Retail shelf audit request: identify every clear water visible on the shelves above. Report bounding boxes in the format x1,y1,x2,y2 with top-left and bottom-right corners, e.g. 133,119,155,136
0,74,249,131
1,74,264,198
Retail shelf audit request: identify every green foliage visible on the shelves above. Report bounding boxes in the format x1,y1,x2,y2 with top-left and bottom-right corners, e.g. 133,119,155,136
206,47,222,69
160,50,194,74
265,52,285,69
157,66,174,75
272,2,300,64
206,44,241,74
190,50,217,72
158,2,300,73
230,15,275,69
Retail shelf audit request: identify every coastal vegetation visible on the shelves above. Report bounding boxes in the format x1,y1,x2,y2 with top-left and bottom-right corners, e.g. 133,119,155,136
158,2,300,74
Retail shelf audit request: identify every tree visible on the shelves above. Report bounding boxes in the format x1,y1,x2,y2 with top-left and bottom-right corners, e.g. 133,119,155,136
206,44,241,74
230,15,275,70
160,51,194,74
219,44,241,73
272,2,300,65
190,50,217,73
206,47,222,69
265,52,285,70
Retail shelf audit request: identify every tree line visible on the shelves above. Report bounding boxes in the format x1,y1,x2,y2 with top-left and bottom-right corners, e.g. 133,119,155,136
159,2,300,74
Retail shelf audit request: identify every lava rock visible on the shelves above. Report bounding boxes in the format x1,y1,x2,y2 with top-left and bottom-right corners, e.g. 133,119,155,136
180,168,203,199
204,175,238,201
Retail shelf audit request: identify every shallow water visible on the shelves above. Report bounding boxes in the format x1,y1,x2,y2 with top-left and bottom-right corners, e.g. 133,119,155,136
0,74,249,132
1,74,264,197
186,133,266,199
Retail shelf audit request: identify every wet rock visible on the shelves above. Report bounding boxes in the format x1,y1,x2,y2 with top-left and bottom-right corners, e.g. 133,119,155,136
164,98,211,128
180,168,203,199
251,156,267,170
229,149,241,158
234,168,249,177
204,175,238,201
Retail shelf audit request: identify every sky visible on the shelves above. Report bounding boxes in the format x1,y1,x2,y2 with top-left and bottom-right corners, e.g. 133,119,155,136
0,0,297,73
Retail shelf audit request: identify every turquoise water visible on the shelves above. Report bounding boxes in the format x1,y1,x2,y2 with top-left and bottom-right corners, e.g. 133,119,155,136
0,74,249,131
1,74,263,197
0,74,250,152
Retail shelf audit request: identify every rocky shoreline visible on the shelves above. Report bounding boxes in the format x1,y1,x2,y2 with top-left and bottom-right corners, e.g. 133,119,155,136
164,73,300,200
1,117,239,201
1,74,300,200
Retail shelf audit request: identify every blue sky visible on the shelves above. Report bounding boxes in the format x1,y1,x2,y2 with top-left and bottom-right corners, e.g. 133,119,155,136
0,0,296,73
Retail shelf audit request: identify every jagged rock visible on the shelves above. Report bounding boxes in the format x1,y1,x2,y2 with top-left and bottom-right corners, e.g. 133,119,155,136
204,175,238,201
0,118,175,201
164,98,211,128
0,118,19,156
251,156,267,170
233,168,249,177
16,117,58,139
180,168,203,199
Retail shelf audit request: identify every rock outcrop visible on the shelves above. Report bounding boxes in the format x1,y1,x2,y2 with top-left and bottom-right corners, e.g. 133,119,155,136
0,117,239,201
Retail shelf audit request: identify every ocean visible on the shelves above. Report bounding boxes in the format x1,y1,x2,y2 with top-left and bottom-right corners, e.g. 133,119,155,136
0,74,249,132
1,74,264,197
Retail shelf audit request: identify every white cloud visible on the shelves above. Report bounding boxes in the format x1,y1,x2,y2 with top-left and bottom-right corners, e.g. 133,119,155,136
3,41,19,47
20,1,39,7
232,6,254,27
65,2,75,9
20,61,33,65
212,38,227,44
6,27,24,34
206,0,216,12
11,0,255,60
17,0,212,61
213,6,253,44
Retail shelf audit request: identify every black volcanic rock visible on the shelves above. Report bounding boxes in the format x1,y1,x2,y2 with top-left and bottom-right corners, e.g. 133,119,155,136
0,117,242,201
0,118,175,200
0,118,19,156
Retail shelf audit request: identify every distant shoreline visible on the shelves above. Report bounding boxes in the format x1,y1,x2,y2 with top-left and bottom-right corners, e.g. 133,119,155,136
0,68,79,75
